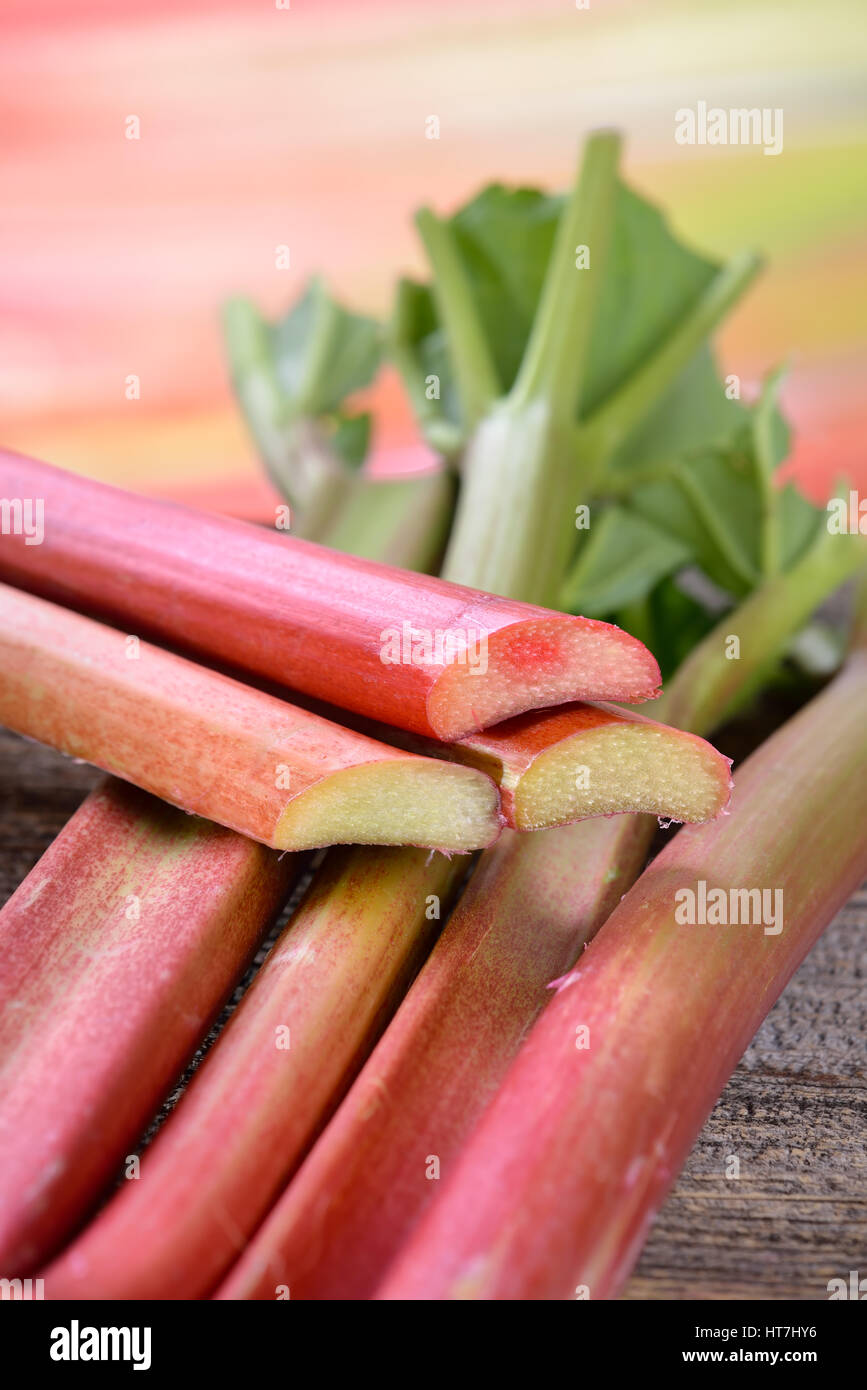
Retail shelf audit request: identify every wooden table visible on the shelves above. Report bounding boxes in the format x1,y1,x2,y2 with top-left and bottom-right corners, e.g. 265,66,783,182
2,727,864,1301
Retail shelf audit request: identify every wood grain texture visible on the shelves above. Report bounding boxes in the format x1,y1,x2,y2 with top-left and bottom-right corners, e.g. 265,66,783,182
625,886,867,1301
2,727,864,1301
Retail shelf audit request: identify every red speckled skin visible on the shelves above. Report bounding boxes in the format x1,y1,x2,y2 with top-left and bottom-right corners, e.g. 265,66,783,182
376,656,867,1302
216,815,649,1301
0,778,295,1275
42,845,464,1300
0,451,659,739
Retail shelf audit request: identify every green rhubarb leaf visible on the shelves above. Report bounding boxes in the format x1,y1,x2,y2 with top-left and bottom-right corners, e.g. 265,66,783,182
611,376,804,600
398,169,747,472
223,282,384,535
270,277,383,421
330,412,372,469
607,345,745,478
565,367,826,649
448,185,562,394
615,577,721,684
561,508,691,617
577,186,719,420
223,281,383,468
629,451,762,598
391,278,464,454
778,481,823,568
392,189,561,453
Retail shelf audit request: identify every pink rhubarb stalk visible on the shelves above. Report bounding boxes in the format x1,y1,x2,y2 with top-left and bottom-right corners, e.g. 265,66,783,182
42,845,466,1299
217,538,864,1301
376,645,867,1300
216,815,646,1300
0,450,659,740
0,584,500,853
0,778,295,1275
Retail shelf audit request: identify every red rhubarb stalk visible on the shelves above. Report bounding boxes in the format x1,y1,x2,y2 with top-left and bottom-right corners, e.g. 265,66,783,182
376,644,867,1300
0,451,659,739
24,136,768,1299
42,846,466,1299
1,466,457,1280
216,540,862,1300
211,134,842,1301
215,815,645,1301
0,584,501,853
0,778,295,1275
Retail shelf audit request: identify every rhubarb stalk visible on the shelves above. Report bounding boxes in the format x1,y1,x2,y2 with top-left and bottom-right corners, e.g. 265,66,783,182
376,639,867,1300
0,584,501,853
216,815,647,1301
216,531,863,1301
0,451,660,740
30,135,789,1301
213,135,784,1300
43,845,466,1299
1,474,463,1288
0,778,295,1274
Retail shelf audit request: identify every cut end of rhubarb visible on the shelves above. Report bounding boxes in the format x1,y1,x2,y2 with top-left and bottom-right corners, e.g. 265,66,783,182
426,617,660,742
274,760,502,852
514,722,732,832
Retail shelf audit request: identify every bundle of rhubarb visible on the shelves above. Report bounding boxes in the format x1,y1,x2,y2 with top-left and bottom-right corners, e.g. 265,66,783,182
0,132,864,1301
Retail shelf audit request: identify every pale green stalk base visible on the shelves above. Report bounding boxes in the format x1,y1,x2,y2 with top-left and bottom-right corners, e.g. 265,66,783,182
440,400,578,604
322,469,455,571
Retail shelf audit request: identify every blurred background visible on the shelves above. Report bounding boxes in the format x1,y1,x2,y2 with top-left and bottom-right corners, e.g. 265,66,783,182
1,0,864,518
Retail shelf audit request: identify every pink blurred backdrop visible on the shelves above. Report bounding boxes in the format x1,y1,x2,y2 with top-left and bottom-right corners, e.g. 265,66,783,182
2,0,865,516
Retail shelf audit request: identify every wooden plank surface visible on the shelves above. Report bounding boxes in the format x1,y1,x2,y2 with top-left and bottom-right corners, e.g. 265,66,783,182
2,726,864,1301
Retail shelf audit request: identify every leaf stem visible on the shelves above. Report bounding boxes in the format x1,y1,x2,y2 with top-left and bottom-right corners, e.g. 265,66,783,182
654,524,867,736
222,296,292,475
510,130,621,424
576,249,762,468
751,366,787,578
414,209,501,432
439,132,622,603
439,399,576,603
